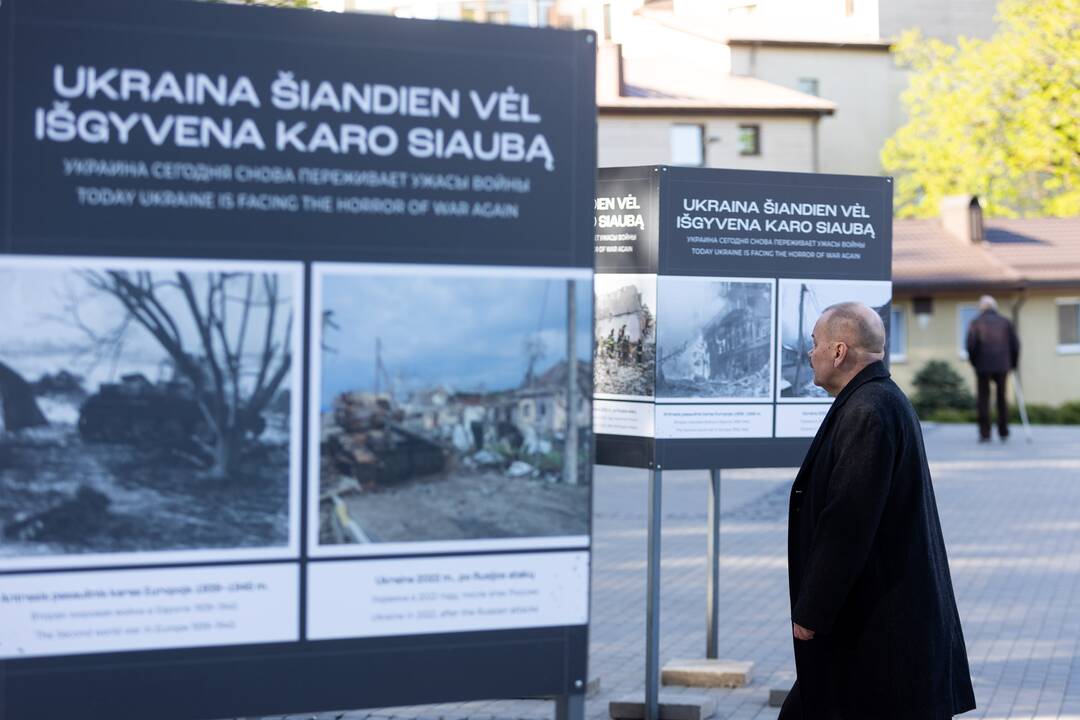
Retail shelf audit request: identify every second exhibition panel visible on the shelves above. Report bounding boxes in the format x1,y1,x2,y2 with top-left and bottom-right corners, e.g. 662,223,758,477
594,166,893,470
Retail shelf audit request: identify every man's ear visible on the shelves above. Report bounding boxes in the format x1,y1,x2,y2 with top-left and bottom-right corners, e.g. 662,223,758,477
832,341,848,368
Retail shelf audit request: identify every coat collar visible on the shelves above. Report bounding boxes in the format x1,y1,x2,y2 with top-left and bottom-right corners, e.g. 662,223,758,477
829,360,890,416
793,361,890,488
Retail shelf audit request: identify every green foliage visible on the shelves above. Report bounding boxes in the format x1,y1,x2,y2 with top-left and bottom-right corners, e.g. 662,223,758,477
912,360,974,415
922,400,1080,424
882,0,1080,218
921,407,977,423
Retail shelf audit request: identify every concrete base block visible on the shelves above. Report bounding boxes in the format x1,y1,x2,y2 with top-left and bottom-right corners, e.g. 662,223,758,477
609,693,716,720
768,688,789,707
660,659,753,688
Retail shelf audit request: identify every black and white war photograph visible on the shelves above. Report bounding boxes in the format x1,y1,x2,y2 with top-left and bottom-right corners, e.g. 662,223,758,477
777,279,892,401
313,265,593,550
0,257,301,566
656,277,774,402
593,274,656,399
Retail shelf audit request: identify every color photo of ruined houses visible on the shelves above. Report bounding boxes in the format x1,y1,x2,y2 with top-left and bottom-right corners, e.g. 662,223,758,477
593,274,656,398
315,267,592,547
657,277,774,401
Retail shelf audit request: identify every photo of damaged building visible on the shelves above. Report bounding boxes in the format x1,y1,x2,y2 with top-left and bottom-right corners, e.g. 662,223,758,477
778,279,891,399
594,274,656,397
657,278,774,400
316,270,592,547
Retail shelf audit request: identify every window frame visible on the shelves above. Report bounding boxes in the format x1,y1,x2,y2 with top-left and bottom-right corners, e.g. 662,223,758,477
1056,297,1080,354
797,77,820,97
957,303,980,359
889,306,907,364
670,123,706,167
737,124,761,156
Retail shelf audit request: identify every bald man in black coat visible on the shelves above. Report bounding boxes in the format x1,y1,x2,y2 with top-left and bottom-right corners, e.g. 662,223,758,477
780,302,975,720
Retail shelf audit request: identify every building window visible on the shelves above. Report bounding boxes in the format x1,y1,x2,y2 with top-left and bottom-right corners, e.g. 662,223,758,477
1057,298,1080,353
797,78,820,97
957,304,980,358
889,307,907,363
602,3,612,40
738,125,760,156
844,0,855,17
670,124,705,166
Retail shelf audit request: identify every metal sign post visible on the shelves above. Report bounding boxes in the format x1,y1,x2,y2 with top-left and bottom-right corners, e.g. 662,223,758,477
706,469,721,659
645,465,663,720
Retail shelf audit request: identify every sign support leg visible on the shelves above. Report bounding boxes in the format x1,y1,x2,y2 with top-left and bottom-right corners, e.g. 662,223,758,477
645,465,663,720
706,468,720,659
555,693,585,720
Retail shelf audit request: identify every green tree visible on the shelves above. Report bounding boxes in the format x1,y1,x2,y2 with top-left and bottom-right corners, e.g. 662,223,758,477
882,0,1080,218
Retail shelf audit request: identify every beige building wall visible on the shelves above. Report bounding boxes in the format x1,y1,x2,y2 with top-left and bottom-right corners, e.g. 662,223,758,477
890,292,1080,407
598,114,817,172
878,0,1000,41
730,45,897,176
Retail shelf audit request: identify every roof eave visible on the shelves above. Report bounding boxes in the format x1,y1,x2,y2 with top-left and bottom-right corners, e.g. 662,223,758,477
598,104,835,117
725,38,893,51
892,277,1080,294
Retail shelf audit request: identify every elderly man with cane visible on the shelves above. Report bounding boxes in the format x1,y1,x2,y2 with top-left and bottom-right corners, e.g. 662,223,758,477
965,295,1020,443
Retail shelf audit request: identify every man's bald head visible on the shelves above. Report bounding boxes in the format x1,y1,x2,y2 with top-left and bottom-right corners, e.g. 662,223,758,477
820,302,887,359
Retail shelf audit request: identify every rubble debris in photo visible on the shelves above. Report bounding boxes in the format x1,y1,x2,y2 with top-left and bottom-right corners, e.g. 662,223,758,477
319,359,592,545
658,281,772,399
594,282,656,396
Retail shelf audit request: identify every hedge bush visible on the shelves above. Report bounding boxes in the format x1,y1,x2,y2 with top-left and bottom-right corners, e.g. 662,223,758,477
911,360,1080,424
911,360,974,415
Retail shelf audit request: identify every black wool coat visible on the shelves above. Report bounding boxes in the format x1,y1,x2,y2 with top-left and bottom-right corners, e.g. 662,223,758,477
966,309,1019,374
788,362,976,719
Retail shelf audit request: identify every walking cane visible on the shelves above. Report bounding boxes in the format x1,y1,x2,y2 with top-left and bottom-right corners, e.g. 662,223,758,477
1012,371,1033,443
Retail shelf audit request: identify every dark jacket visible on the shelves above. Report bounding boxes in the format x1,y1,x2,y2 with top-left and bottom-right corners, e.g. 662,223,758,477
788,362,975,719
966,309,1019,374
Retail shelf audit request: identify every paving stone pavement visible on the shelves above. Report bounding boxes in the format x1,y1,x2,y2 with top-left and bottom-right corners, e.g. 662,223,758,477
272,424,1080,720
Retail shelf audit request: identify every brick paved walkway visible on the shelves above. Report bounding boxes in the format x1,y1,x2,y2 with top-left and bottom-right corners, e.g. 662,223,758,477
282,424,1080,720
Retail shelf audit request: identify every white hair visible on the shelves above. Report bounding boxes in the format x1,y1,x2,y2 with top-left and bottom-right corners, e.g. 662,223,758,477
979,295,998,311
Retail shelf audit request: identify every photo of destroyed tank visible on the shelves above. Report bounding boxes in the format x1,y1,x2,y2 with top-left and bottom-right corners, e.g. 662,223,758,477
777,279,892,400
0,259,300,564
313,266,592,548
656,277,774,401
593,273,656,399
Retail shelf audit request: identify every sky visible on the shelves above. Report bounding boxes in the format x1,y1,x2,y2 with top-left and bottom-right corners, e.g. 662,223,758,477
319,272,592,407
658,278,773,351
779,279,892,347
0,265,296,393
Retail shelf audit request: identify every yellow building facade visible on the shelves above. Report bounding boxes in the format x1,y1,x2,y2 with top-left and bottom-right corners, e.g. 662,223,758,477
891,201,1080,407
890,292,1080,406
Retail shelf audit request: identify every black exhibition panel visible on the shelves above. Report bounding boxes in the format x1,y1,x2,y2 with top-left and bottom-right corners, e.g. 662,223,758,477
593,166,893,470
0,1,596,718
